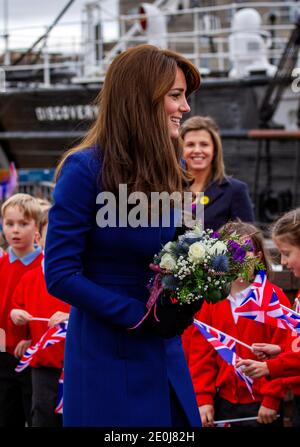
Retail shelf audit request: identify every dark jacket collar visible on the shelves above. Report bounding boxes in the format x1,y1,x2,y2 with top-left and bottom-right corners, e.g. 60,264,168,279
204,177,230,208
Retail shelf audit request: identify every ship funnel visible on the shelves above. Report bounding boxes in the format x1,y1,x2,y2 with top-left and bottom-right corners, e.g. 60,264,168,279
138,3,167,49
229,8,277,78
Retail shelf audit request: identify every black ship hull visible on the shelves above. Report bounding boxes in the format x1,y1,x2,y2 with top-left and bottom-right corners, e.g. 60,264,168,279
0,76,299,223
0,77,267,168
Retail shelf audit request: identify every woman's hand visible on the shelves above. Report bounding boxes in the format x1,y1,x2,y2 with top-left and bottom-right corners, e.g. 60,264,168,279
199,404,215,427
257,405,278,424
236,359,270,378
143,298,201,338
14,339,32,358
144,304,193,338
10,309,32,326
48,311,69,328
252,343,281,360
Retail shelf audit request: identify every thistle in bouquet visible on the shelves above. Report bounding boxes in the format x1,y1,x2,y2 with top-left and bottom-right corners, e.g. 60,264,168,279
150,225,264,308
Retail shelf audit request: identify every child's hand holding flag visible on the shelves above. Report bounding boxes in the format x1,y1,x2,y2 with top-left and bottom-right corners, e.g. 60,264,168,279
236,358,270,379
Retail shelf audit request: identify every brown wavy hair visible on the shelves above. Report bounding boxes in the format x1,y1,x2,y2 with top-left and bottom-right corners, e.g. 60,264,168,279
179,115,226,188
56,44,200,196
272,208,300,247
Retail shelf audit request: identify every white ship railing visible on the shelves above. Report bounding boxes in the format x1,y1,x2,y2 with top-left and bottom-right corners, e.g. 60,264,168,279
0,0,299,85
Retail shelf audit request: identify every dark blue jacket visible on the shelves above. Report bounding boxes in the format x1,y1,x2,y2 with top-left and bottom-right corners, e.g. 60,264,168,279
44,147,201,427
202,177,254,231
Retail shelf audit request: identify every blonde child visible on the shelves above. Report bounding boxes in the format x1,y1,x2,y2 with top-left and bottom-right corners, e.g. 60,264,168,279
183,221,291,427
36,198,51,211
10,209,69,427
0,193,43,426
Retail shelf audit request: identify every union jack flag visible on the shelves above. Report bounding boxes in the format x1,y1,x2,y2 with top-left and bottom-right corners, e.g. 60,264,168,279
15,344,40,372
234,270,284,324
15,321,68,372
234,271,300,333
55,369,64,414
193,320,254,398
279,306,300,334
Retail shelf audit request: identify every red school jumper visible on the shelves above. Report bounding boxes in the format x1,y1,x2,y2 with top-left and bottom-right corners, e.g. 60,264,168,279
259,329,300,399
265,291,300,391
11,264,70,368
183,284,291,410
266,344,300,379
0,249,43,355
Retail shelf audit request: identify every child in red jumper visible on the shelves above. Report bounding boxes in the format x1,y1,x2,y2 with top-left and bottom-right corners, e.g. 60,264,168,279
237,208,300,426
183,221,291,427
0,193,43,427
11,209,70,427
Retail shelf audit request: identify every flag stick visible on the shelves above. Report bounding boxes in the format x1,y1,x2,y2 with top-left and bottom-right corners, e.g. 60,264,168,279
194,318,253,352
214,415,279,425
31,317,50,322
281,304,300,317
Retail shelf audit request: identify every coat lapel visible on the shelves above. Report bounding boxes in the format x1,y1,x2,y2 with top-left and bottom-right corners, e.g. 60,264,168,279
204,178,229,209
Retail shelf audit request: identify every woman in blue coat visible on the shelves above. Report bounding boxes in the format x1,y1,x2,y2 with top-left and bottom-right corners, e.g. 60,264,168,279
45,45,202,427
180,116,254,230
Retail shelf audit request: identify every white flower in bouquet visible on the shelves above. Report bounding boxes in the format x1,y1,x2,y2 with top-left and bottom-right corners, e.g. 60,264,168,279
208,241,227,256
163,241,174,253
188,242,206,263
159,253,177,271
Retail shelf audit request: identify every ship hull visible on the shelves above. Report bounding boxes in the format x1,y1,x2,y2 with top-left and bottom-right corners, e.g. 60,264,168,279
0,77,272,168
0,76,299,221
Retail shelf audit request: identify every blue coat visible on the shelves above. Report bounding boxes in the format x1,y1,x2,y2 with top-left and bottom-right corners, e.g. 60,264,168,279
45,147,201,427
203,177,254,231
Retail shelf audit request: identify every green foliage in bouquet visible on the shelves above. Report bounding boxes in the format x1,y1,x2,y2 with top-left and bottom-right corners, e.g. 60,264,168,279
152,226,265,305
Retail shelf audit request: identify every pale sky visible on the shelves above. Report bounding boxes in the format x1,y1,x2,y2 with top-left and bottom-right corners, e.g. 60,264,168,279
0,0,119,55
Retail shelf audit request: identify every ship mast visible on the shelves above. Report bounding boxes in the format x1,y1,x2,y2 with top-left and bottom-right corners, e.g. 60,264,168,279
3,0,10,65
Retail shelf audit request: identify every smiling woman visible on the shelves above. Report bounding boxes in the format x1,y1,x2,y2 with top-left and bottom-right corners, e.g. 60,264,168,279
45,44,202,427
164,68,190,139
180,116,255,231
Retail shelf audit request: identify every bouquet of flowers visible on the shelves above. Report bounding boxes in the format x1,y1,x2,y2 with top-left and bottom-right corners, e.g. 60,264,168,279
149,225,264,307
129,225,264,335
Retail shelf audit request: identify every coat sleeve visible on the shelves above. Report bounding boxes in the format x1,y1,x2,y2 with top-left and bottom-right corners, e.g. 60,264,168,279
181,325,194,364
230,179,255,223
260,377,288,408
44,150,146,329
267,350,300,379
